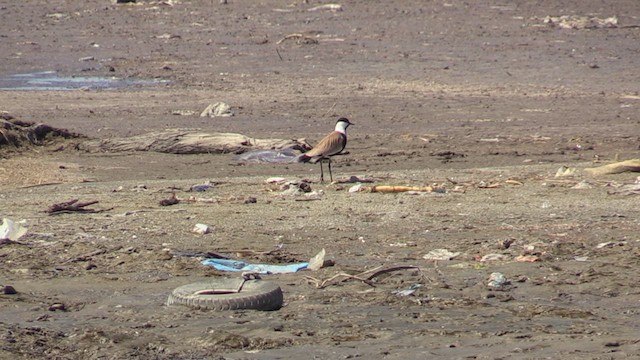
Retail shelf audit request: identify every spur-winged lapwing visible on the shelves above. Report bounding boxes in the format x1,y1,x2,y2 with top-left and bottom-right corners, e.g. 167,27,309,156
297,117,353,182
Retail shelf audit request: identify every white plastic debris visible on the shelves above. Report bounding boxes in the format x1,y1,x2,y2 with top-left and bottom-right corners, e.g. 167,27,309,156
392,284,423,297
571,180,593,189
200,102,233,117
480,253,508,262
349,184,364,193
0,218,28,241
265,177,286,184
308,4,343,12
307,248,326,271
423,249,461,261
555,166,576,178
542,15,618,30
192,223,210,235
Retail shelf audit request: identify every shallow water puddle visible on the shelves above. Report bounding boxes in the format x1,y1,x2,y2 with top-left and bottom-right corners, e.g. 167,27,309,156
0,71,168,91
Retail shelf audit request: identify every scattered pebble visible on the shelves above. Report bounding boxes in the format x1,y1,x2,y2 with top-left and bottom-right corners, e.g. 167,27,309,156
48,303,66,312
2,285,17,295
487,272,511,291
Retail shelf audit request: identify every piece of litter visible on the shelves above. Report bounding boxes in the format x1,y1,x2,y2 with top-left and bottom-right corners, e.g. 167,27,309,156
555,166,576,178
307,248,326,271
308,4,343,12
200,102,233,117
571,180,593,189
574,256,589,262
192,223,210,235
515,255,540,263
480,253,508,262
201,258,308,274
423,249,461,261
265,177,286,184
542,15,618,30
349,184,364,193
388,242,417,247
171,109,196,116
0,218,28,241
392,284,423,297
596,241,613,249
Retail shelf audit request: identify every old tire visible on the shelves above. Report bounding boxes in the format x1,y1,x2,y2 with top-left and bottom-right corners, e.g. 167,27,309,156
167,278,283,311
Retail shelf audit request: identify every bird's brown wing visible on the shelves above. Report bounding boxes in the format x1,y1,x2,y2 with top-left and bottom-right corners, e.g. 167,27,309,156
304,131,346,158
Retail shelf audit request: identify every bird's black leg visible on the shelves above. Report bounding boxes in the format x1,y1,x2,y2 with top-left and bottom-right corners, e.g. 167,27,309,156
319,161,324,182
328,159,333,182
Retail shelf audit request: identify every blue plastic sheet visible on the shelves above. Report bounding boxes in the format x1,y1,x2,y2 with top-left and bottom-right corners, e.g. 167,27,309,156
202,258,309,274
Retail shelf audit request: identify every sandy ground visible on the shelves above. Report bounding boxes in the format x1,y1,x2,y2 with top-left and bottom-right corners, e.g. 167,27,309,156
1,1,640,359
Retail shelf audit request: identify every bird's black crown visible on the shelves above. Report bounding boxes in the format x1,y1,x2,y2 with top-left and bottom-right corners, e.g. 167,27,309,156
337,117,353,125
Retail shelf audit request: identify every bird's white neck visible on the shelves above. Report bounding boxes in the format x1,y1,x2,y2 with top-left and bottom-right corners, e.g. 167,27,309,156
334,121,348,135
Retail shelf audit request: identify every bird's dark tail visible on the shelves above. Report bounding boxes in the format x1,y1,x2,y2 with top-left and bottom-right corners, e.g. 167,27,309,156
296,153,312,163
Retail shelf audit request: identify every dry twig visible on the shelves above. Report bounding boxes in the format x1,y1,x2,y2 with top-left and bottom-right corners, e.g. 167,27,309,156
305,265,422,289
47,199,110,215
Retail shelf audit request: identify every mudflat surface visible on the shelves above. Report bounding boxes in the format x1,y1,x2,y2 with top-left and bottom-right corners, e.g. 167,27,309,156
1,1,639,359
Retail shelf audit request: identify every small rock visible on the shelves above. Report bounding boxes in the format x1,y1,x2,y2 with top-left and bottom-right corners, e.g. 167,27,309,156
190,181,214,192
2,285,17,295
487,272,511,291
85,263,97,270
48,303,66,312
500,238,515,249
244,197,257,204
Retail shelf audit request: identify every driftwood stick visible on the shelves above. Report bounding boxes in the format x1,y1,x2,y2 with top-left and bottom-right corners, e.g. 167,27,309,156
369,185,434,193
585,159,640,176
47,199,106,215
305,265,422,289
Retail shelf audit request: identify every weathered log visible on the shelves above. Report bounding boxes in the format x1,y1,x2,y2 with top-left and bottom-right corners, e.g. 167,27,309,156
584,159,640,176
79,129,310,155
